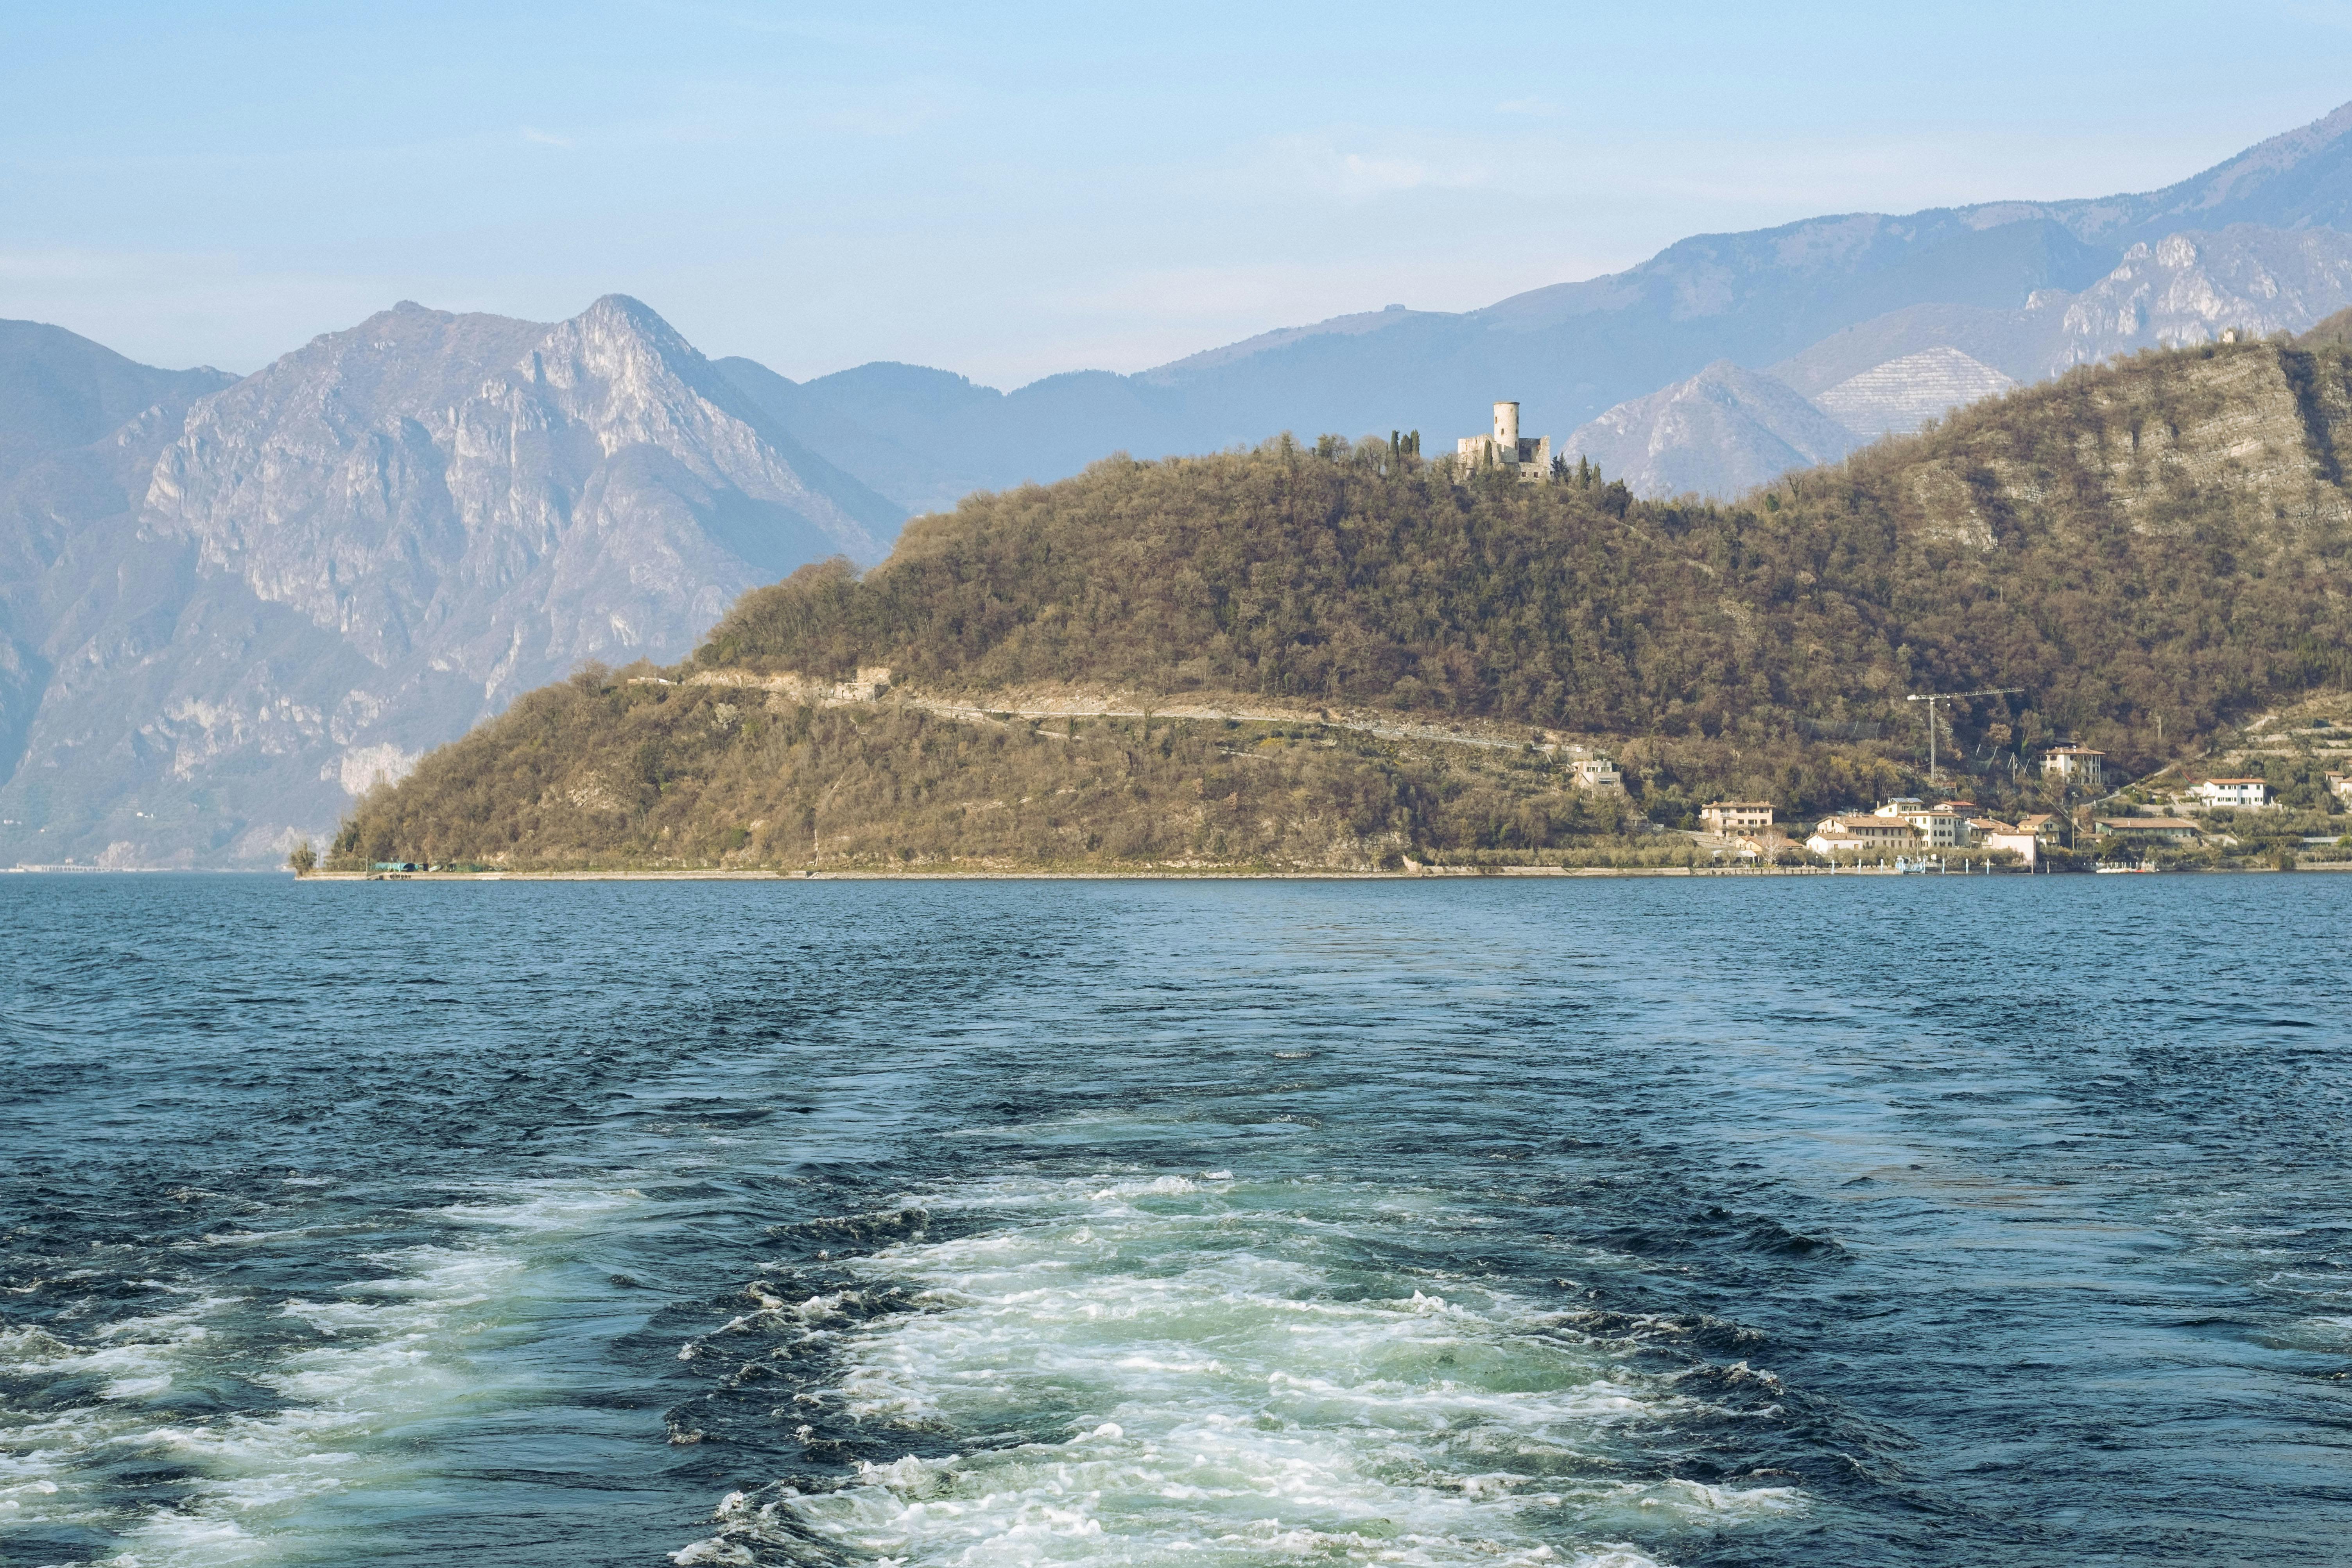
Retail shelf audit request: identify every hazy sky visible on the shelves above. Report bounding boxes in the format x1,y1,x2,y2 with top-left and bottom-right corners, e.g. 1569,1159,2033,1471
5,2,2350,386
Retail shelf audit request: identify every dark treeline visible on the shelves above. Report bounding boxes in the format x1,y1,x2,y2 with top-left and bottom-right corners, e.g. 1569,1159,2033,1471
705,337,2352,778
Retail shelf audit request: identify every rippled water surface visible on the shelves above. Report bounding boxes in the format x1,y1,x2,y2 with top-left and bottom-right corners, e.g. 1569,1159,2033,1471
3,874,2348,1567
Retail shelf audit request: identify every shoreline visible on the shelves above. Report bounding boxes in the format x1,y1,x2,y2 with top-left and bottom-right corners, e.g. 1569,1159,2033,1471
283,863,2347,882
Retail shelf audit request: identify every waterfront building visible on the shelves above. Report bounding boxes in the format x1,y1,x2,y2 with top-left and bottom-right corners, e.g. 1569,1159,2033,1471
1871,801,1971,847
1812,814,1918,852
1970,819,2040,867
1700,801,1774,834
1805,830,1873,859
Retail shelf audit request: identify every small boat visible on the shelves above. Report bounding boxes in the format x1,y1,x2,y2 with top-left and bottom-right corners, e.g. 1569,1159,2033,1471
2093,861,2157,874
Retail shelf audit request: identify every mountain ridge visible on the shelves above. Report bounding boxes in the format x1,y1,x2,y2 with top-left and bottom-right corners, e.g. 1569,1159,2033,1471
1560,224,2352,498
708,102,2352,513
0,296,909,868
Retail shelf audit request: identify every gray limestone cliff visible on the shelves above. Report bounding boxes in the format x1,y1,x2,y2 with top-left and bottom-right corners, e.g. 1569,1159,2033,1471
0,297,905,868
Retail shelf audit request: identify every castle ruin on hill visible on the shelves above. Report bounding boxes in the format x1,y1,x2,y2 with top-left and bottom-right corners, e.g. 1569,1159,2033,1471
1457,401,1551,480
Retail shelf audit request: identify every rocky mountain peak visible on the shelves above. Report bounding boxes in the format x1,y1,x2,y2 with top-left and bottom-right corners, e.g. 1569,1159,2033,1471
0,296,908,868
1563,360,1859,500
2056,225,2352,361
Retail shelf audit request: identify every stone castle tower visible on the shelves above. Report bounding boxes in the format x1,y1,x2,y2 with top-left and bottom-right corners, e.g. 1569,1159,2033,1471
1457,401,1550,480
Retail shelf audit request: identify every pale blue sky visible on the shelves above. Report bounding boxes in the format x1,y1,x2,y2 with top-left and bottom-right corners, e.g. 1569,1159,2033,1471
4,2,2349,384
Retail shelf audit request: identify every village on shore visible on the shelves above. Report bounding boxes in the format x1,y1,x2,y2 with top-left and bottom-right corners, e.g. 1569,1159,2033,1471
1674,742,2352,872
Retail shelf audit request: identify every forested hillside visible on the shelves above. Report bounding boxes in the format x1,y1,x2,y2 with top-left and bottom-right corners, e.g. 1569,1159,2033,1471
705,337,2352,771
333,337,2352,872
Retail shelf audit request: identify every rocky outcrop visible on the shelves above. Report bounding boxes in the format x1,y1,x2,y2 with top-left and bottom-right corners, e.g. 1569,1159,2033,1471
1886,340,2352,545
0,297,908,868
2050,228,2352,364
149,297,893,676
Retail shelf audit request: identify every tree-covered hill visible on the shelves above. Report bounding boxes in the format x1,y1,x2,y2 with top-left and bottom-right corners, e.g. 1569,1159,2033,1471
332,337,2352,872
704,336,2352,773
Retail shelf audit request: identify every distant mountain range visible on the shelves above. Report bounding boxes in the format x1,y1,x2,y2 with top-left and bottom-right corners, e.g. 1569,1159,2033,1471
1570,224,2352,498
9,99,2352,866
0,297,895,868
724,101,2352,509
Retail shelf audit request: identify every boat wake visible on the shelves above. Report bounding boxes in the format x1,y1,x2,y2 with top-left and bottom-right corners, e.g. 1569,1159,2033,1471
672,1171,1802,1567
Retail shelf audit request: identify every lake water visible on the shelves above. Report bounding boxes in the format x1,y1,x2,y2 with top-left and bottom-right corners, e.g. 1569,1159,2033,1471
3,874,2348,1567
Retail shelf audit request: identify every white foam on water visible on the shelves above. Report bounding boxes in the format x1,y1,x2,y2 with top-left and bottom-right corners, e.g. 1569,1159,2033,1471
0,1296,241,1552
6,1179,642,1567
679,1173,1802,1566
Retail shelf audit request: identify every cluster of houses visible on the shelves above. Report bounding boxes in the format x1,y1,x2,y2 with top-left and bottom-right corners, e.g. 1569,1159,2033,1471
1567,727,2330,866
1695,794,2167,868
2032,746,2345,811
1684,745,2328,868
1796,801,2050,865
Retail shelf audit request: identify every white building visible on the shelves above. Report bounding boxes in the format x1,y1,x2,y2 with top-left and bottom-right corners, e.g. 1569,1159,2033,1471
1907,807,1968,848
1700,801,1774,834
1570,754,1622,790
1812,815,1918,853
2196,778,2270,810
1805,830,1873,859
2041,747,2105,788
1457,401,1552,481
1970,819,2039,867
1870,800,1971,846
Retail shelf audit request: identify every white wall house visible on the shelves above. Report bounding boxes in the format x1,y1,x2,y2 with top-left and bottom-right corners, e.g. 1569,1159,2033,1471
2196,778,2270,810
1872,802,1970,846
1700,801,1774,834
1970,819,2039,867
1812,815,1918,853
1570,755,1622,790
2041,747,2105,788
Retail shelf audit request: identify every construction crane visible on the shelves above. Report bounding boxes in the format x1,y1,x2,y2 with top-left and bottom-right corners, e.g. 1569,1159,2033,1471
1906,687,2025,783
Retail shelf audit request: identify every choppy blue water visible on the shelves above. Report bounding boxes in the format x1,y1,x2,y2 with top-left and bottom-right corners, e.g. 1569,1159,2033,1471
3,874,2349,1567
